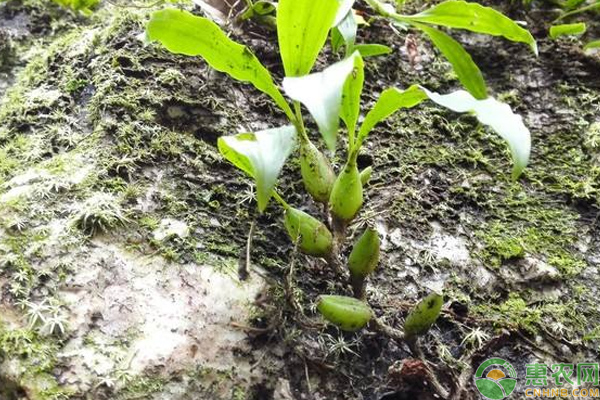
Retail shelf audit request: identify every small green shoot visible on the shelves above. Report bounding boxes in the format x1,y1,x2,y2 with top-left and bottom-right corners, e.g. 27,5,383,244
549,22,587,38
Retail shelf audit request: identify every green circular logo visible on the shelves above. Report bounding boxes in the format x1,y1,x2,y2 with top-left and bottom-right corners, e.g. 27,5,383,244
474,358,518,399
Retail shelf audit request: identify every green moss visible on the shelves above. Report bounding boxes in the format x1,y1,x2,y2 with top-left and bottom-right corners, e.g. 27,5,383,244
583,326,600,342
69,192,128,235
0,324,69,400
138,215,159,231
117,375,167,399
476,221,525,266
469,176,585,275
232,386,247,400
474,293,542,334
475,217,585,276
0,136,38,184
473,291,591,338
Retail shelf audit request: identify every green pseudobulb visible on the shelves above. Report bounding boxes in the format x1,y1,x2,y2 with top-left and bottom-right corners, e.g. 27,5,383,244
300,140,335,204
284,207,333,257
404,292,444,339
330,161,363,222
348,228,380,279
317,295,373,331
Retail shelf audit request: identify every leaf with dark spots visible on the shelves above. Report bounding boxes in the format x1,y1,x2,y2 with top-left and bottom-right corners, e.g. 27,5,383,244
147,8,294,120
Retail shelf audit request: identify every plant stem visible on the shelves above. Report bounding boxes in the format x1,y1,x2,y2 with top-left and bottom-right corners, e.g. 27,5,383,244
371,317,405,341
364,0,411,24
364,0,393,18
412,341,451,399
238,218,256,280
272,191,289,209
554,1,600,22
348,148,359,166
293,101,310,143
348,124,356,153
370,318,451,398
325,242,345,275
350,274,366,299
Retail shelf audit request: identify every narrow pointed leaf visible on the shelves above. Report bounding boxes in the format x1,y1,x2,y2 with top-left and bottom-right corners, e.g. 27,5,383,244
277,0,339,77
360,166,373,185
357,85,531,178
549,22,586,39
283,53,359,150
563,0,587,10
356,85,428,149
404,292,443,338
217,126,296,211
420,87,531,179
336,9,358,51
584,39,600,51
334,0,355,26
341,53,364,140
147,9,294,120
317,295,373,331
554,2,600,22
401,1,537,54
218,134,255,178
415,23,487,99
331,27,345,53
354,43,392,57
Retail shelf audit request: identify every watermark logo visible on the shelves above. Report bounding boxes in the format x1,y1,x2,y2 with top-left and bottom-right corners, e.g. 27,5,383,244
474,360,600,398
474,358,518,399
524,363,599,397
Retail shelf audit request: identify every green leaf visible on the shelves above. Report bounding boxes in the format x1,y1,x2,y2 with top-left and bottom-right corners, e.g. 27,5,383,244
354,43,393,57
277,0,340,76
252,0,276,15
147,9,294,120
334,0,355,26
549,22,587,39
240,0,276,20
404,292,443,338
356,85,428,149
217,126,296,212
420,87,531,179
317,295,373,331
554,2,600,22
359,166,373,185
336,9,358,51
401,0,538,55
331,27,345,53
584,39,600,51
283,52,360,151
563,0,587,10
414,23,487,100
357,85,531,178
341,53,365,142
53,0,98,14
